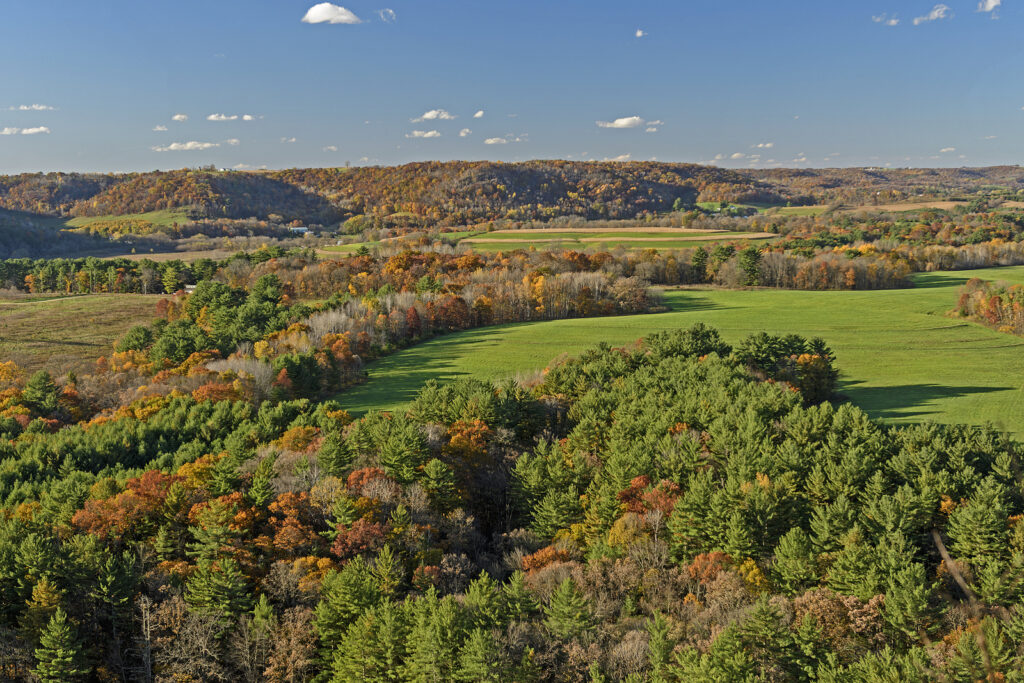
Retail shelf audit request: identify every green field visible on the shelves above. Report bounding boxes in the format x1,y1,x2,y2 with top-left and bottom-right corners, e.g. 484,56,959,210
65,209,191,229
336,267,1024,435
0,294,159,373
458,228,776,252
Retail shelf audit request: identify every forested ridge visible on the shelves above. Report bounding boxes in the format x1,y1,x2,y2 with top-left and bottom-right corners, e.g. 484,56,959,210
5,162,1024,229
1,323,1023,680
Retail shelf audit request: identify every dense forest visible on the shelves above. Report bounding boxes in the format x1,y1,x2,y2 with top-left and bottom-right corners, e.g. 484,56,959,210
5,163,1024,234
2,323,1023,680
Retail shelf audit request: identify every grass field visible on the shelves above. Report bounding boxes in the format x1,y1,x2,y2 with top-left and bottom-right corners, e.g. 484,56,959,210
336,267,1024,435
458,227,776,252
0,294,159,374
65,210,191,229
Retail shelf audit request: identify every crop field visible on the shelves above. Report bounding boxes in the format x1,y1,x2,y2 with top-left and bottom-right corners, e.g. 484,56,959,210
336,266,1024,435
0,294,159,373
457,227,776,251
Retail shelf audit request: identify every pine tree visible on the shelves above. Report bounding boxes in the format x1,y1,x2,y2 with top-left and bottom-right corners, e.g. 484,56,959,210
544,578,592,640
456,628,501,682
20,578,61,646
502,571,539,620
22,371,58,415
248,453,277,508
723,510,754,559
422,459,458,511
319,432,354,476
185,558,252,628
371,545,402,599
947,478,1010,564
33,607,88,682
315,557,380,665
331,600,410,682
646,612,673,683
402,591,465,682
882,563,934,642
771,527,819,595
464,571,504,630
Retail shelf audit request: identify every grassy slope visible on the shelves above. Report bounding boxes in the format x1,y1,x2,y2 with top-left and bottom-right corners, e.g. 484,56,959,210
65,210,190,229
336,267,1024,435
0,294,159,374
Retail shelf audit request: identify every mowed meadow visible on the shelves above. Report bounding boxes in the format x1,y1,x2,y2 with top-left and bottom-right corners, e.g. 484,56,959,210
0,294,159,373
337,266,1024,434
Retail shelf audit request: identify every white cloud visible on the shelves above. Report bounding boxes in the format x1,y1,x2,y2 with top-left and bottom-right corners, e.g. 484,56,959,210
281,137,297,143
153,125,168,131
0,128,19,135
913,4,951,25
152,141,220,152
172,113,188,122
730,152,746,159
473,110,484,119
412,109,456,122
484,137,508,145
323,145,339,152
978,0,1001,12
225,138,240,146
635,29,647,38
596,116,645,129
984,135,998,140
940,146,956,152
406,130,441,138
459,128,472,137
19,127,50,135
242,114,256,121
207,113,239,121
753,142,774,149
302,3,362,24
603,154,632,162
378,8,396,22
9,104,55,111
645,127,659,133
233,163,268,170
872,13,900,26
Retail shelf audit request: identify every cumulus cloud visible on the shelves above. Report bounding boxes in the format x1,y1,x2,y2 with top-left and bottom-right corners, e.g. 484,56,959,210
459,128,472,137
596,116,646,129
302,3,362,24
281,137,297,143
984,135,998,140
152,141,219,152
603,154,632,162
172,114,188,122
153,125,168,131
940,146,956,152
872,13,900,26
225,138,240,146
207,113,255,122
9,104,55,111
473,110,484,119
378,8,396,22
978,0,1001,12
645,127,659,133
913,4,951,25
753,142,774,149
242,114,256,121
412,109,456,122
484,137,508,145
323,145,339,152
635,29,647,38
0,128,18,135
730,152,746,159
406,130,441,138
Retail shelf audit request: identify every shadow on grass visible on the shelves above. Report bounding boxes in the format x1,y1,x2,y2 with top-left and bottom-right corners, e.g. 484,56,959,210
910,272,977,290
660,292,729,314
839,381,1010,420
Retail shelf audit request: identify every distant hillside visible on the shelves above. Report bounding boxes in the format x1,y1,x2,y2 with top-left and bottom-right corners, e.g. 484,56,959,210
2,163,1022,232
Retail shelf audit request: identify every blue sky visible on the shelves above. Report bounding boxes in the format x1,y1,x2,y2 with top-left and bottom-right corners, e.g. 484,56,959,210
0,0,1021,173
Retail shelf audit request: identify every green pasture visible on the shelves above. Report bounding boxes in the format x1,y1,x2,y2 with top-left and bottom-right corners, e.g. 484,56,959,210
336,267,1024,435
65,210,191,229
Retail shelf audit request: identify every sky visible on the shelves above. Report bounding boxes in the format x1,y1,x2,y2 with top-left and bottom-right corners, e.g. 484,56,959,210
0,0,1022,174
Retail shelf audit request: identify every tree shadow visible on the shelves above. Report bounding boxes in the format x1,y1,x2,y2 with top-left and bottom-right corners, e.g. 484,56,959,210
911,272,980,289
660,292,727,313
838,381,1012,420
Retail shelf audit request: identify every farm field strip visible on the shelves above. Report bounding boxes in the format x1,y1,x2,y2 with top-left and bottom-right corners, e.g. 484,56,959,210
335,267,1024,435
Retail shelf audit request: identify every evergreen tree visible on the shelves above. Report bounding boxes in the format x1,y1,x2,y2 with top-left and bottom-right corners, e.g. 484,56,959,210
185,558,253,628
422,458,458,511
771,527,819,595
319,432,354,476
315,557,380,665
502,570,539,620
402,591,465,682
33,607,88,682
544,578,592,640
248,453,277,508
22,371,58,415
464,571,504,630
646,612,673,683
456,628,502,682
